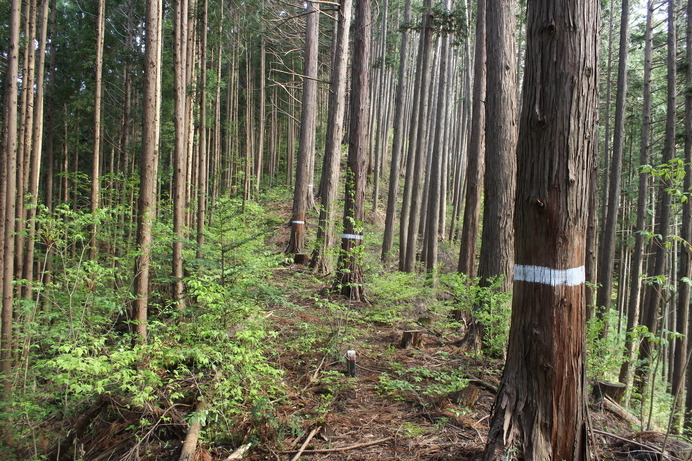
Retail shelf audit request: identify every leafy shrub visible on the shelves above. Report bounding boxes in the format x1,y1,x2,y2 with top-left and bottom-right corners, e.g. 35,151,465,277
442,273,512,357
365,271,434,324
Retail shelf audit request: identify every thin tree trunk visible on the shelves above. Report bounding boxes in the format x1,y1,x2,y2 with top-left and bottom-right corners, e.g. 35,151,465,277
310,0,353,274
619,0,653,397
172,0,190,309
382,0,413,263
635,0,677,395
424,10,451,274
596,0,630,338
15,0,37,283
371,0,389,211
22,0,50,300
675,0,692,432
685,0,692,431
457,0,486,277
133,0,163,343
1,0,21,398
89,0,106,261
256,34,266,194
287,1,320,256
401,0,434,273
196,0,209,258
599,0,617,248
43,0,57,213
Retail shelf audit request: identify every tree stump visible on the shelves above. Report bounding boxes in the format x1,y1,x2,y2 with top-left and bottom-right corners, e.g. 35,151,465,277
450,384,481,407
400,330,423,348
294,253,309,265
592,381,626,404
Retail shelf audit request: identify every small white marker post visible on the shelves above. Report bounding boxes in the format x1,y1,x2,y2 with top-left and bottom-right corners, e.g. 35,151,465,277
346,350,356,377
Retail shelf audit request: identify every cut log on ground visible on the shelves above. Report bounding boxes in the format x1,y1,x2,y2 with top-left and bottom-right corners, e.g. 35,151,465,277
601,396,642,429
225,443,252,460
179,401,208,461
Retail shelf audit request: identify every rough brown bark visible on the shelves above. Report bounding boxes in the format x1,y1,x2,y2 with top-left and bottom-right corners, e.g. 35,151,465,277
477,0,517,291
88,0,106,262
1,0,21,397
424,12,451,273
673,0,692,433
596,0,630,336
483,0,598,457
22,0,50,300
196,0,209,258
457,0,486,277
310,0,353,274
397,6,427,271
287,2,320,255
401,1,434,273
334,0,370,301
172,0,191,309
618,0,653,395
133,0,163,343
685,0,692,434
15,0,37,283
635,0,676,393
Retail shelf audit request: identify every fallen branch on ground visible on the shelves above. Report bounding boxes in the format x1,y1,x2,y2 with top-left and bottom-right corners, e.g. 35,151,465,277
282,436,393,454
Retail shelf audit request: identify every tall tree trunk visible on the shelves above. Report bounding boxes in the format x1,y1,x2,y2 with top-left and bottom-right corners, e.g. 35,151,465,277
286,1,320,256
310,0,353,274
618,0,653,397
133,0,163,343
371,0,389,211
596,0,630,338
22,0,50,300
635,0,677,395
196,0,209,258
684,0,692,431
398,24,426,269
424,10,451,274
15,0,37,283
400,0,434,273
89,0,106,261
674,0,692,430
334,0,370,301
463,0,517,351
599,0,617,249
457,0,486,277
381,0,412,263
483,0,598,456
43,0,57,213
256,34,266,194
478,0,517,290
173,0,190,308
1,0,21,398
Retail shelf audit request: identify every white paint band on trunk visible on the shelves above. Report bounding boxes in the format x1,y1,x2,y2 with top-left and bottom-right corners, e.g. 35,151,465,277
514,264,585,286
341,234,364,240
292,220,305,224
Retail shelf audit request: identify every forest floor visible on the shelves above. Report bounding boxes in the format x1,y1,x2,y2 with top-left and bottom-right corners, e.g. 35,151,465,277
52,203,692,461
222,210,691,461
236,266,689,461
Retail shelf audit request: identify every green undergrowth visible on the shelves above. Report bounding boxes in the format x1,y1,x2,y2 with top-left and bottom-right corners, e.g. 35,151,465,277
377,361,468,405
1,198,288,459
